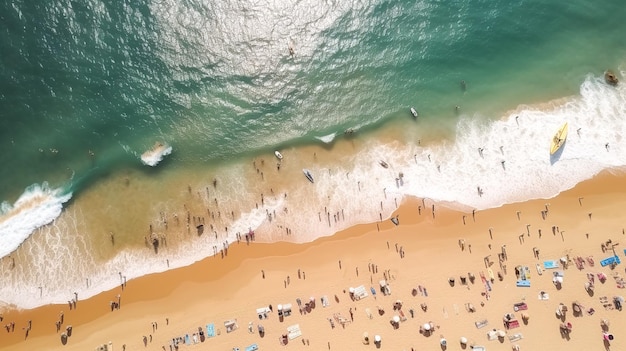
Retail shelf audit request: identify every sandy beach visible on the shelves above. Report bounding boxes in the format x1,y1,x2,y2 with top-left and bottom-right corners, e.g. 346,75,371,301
2,169,626,351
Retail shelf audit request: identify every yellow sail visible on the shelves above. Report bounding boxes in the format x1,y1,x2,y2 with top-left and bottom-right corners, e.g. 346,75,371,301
550,122,568,155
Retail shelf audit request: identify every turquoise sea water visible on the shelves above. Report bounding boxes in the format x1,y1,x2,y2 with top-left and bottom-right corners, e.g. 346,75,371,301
1,0,626,308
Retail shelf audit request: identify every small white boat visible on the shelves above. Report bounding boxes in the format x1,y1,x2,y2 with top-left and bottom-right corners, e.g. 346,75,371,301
410,107,418,119
274,151,283,160
302,169,314,183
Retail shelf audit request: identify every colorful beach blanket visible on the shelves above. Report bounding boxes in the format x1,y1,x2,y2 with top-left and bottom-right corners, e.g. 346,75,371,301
516,280,531,287
543,260,559,269
206,323,215,337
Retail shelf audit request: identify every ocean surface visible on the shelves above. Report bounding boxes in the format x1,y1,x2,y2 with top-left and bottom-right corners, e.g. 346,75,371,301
1,0,626,309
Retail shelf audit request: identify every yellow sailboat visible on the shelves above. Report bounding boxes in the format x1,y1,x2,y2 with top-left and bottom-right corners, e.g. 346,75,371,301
550,122,568,155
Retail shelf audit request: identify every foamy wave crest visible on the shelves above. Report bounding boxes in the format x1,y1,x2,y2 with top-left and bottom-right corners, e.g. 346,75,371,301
264,73,626,243
0,197,284,309
0,183,72,258
141,142,173,166
401,73,626,210
315,133,337,144
371,73,626,211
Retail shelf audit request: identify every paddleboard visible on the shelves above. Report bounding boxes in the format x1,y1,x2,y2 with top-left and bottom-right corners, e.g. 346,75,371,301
302,169,314,183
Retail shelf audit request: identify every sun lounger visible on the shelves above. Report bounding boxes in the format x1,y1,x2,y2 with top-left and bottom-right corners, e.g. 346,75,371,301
287,324,302,340
224,319,238,333
399,309,407,321
471,346,486,351
516,280,530,287
206,323,215,337
513,302,528,311
505,319,520,329
487,330,498,341
475,319,489,329
245,344,259,351
509,333,523,342
543,260,559,269
353,285,369,300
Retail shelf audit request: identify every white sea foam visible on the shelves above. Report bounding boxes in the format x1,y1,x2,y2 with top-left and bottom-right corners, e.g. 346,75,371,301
0,183,72,258
315,133,337,144
140,142,173,166
257,73,626,243
0,197,284,310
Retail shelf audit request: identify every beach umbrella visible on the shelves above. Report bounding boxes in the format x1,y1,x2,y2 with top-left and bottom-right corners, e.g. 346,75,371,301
349,287,355,293
393,315,400,323
497,329,506,337
374,335,381,342
277,304,283,311
423,323,431,331
460,337,468,344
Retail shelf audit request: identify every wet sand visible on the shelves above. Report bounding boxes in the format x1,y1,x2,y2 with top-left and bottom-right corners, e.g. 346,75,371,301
1,170,626,351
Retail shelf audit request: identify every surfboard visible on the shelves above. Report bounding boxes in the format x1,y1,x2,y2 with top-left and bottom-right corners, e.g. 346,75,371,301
550,122,568,155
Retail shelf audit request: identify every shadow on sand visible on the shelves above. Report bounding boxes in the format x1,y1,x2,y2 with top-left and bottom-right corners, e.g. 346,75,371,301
549,140,567,165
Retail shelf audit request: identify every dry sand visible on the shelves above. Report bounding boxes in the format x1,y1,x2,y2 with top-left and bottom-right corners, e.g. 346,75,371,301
2,170,626,351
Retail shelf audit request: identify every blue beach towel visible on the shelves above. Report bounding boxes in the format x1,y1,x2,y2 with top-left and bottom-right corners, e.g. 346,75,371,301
600,255,621,267
185,334,190,345
206,323,215,337
543,260,559,269
516,280,531,287
245,344,259,351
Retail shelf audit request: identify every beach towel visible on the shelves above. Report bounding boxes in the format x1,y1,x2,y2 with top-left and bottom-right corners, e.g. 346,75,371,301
538,292,550,300
543,260,559,269
185,334,190,345
206,323,215,338
245,344,259,351
474,319,488,329
516,280,531,287
600,255,621,267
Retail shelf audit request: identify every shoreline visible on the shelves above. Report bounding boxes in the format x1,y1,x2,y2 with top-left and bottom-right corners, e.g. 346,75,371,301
2,169,626,350
2,71,625,310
